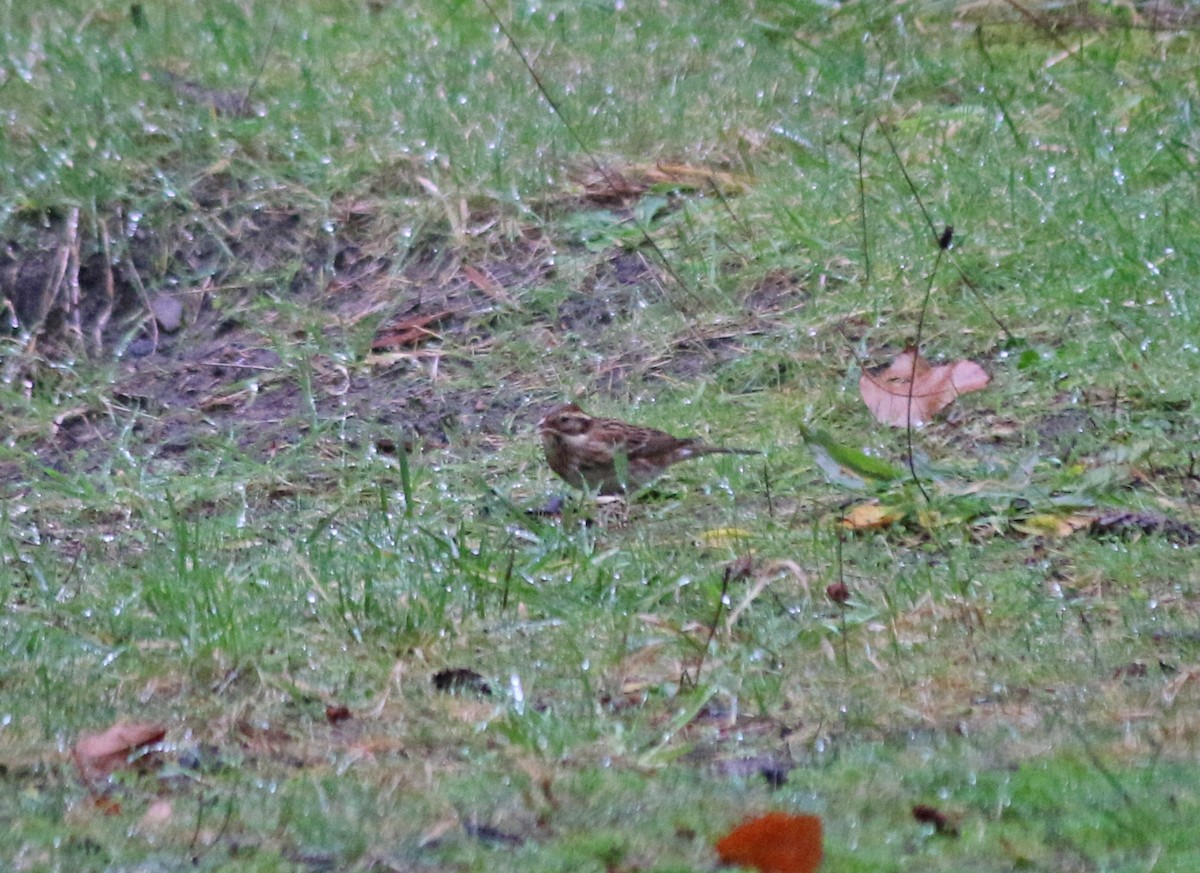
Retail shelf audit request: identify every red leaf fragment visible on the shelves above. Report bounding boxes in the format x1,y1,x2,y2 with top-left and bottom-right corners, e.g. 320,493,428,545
73,722,166,782
715,812,823,873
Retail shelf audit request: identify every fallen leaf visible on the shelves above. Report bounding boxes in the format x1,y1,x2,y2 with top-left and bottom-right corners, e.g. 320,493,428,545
841,502,905,531
575,161,749,204
859,346,990,427
1013,512,1094,538
370,309,456,351
715,812,823,873
461,265,515,306
798,426,904,489
73,722,166,782
698,527,754,548
647,162,750,194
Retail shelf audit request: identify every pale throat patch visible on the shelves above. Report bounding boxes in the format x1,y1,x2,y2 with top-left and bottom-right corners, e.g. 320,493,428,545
560,432,592,448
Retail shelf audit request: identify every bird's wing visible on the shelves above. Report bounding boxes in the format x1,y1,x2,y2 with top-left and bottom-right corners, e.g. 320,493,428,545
621,426,692,459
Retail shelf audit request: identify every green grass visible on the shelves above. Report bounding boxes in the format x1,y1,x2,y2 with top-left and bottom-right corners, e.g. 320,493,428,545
2,0,1200,870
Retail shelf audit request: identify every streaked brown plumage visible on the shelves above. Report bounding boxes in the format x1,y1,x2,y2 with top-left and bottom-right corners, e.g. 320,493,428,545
537,403,757,494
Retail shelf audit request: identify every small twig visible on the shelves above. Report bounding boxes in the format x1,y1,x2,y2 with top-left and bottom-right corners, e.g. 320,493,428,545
973,29,1025,150
762,463,774,520
902,238,947,504
92,216,115,356
239,0,283,115
1070,723,1135,810
874,120,1014,340
189,793,237,864
878,124,940,246
835,535,849,671
876,125,956,502
947,254,1014,341
500,545,515,612
195,360,275,371
187,792,210,856
57,546,84,595
117,205,159,353
36,217,72,332
1107,318,1150,362
857,122,872,289
397,438,414,518
686,568,731,688
707,176,755,246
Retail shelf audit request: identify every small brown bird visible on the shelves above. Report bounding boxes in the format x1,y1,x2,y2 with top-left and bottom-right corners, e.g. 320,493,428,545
537,402,757,494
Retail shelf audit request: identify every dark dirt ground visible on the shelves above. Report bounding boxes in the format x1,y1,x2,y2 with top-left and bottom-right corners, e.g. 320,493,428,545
0,187,799,494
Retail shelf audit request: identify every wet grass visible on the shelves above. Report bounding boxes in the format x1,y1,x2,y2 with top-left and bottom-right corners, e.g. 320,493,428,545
3,0,1200,871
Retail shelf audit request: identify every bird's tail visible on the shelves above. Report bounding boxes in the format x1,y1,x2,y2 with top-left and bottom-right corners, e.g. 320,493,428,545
691,445,760,458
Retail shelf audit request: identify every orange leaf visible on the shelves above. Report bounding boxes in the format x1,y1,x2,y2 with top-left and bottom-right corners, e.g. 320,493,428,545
716,812,823,873
73,722,166,782
859,346,989,427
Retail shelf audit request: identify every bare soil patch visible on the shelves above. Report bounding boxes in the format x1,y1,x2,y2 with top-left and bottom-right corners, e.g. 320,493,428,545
1,198,560,482
3,177,798,486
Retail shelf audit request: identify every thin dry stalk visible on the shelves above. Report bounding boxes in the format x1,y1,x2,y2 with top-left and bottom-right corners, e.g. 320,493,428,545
92,218,116,356
117,206,159,354
64,206,82,343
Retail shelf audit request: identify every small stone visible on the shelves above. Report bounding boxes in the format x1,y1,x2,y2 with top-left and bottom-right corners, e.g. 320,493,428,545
150,295,184,333
127,336,156,357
